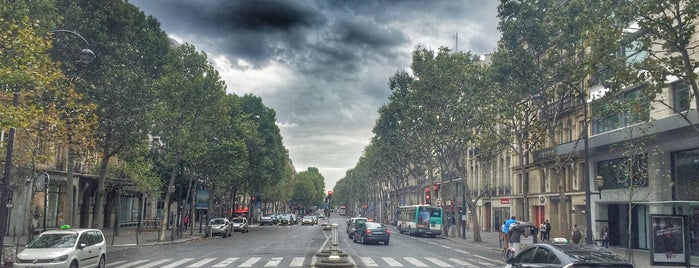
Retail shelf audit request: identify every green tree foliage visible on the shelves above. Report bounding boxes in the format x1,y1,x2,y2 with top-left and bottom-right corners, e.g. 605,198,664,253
152,43,227,240
55,0,171,227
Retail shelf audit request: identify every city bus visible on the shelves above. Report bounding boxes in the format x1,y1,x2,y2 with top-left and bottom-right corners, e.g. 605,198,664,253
396,205,442,237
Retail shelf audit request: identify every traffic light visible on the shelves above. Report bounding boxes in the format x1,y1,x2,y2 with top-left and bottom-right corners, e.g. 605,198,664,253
328,191,333,199
425,194,431,204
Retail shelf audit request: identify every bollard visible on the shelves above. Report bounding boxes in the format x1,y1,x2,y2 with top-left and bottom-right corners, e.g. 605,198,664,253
329,223,340,260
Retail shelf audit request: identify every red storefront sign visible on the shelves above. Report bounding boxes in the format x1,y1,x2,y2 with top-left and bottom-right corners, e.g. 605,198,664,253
501,198,510,204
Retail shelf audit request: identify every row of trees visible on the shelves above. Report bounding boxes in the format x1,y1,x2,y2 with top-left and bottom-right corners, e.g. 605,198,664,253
332,0,699,243
1,0,327,240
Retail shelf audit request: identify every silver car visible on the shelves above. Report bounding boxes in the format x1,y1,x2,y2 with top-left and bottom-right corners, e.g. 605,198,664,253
231,217,249,233
206,218,232,237
14,227,107,268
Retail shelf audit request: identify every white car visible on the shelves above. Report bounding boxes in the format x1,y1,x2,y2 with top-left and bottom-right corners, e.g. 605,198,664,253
15,226,106,268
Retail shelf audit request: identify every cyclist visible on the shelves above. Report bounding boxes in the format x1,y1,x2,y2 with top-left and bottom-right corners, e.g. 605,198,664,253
502,216,517,249
507,221,537,256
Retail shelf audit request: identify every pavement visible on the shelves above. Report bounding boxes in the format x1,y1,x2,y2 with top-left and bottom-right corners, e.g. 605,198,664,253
2,223,696,268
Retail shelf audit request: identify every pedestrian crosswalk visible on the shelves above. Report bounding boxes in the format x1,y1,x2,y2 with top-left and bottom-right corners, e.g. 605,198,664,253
106,256,499,267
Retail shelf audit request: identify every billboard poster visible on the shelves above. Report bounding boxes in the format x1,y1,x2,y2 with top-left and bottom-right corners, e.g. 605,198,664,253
651,215,686,266
195,189,209,209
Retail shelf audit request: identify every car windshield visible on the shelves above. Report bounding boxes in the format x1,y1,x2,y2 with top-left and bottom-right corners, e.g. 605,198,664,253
27,233,78,248
366,222,384,229
210,219,226,225
232,218,245,223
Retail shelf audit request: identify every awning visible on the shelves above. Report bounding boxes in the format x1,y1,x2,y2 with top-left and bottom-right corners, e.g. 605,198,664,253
234,207,249,214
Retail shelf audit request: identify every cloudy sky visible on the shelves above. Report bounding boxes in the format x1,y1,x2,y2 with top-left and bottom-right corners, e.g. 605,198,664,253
129,0,501,191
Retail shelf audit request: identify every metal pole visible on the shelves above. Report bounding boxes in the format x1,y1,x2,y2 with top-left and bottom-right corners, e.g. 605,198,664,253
43,174,50,232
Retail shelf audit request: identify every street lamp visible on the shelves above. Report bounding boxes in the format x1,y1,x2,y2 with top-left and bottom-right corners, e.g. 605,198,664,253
538,80,592,244
0,29,94,255
591,176,605,198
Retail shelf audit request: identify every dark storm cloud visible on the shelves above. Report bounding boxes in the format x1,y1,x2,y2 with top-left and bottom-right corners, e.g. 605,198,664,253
129,0,500,190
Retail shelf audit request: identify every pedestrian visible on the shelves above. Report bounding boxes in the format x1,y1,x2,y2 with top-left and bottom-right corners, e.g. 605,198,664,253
600,226,609,248
544,219,551,241
540,222,546,241
508,221,536,256
502,216,517,249
571,224,583,245
183,215,190,232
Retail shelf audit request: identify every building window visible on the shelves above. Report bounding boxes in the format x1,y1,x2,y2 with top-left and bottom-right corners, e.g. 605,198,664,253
672,81,690,113
596,154,649,189
592,87,649,134
671,148,699,201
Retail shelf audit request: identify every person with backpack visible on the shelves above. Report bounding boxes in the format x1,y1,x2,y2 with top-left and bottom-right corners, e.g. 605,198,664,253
571,224,583,245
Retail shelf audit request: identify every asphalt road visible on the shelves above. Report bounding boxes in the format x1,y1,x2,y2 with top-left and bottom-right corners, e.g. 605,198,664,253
106,215,503,267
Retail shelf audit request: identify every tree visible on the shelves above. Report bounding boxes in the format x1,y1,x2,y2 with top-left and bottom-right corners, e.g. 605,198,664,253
56,0,171,227
152,43,227,241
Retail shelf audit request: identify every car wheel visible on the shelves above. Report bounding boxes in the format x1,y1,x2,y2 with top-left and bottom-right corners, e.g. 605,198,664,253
69,260,78,268
98,255,106,268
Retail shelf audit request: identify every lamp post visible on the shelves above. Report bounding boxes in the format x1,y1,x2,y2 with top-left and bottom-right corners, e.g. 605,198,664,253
537,81,592,244
0,29,94,257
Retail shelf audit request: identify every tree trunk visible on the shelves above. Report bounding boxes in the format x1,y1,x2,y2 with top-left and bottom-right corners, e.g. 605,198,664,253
93,154,110,228
158,156,179,241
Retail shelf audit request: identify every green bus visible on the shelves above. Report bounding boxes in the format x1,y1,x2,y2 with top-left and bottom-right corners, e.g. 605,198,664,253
396,205,442,237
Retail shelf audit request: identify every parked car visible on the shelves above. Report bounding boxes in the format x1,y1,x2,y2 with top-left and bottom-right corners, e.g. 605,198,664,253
352,221,390,245
231,217,249,233
260,215,274,226
206,217,232,237
302,216,315,225
14,226,107,268
346,217,368,239
504,243,634,268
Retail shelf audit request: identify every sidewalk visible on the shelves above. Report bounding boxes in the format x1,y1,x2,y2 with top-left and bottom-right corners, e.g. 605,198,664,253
438,230,692,268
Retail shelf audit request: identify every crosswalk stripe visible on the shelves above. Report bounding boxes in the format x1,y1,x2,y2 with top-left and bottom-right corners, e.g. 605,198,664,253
239,257,261,267
106,260,127,267
425,257,454,267
140,259,173,268
265,257,283,267
403,257,428,267
161,258,195,268
290,257,304,267
382,257,403,266
448,258,478,267
212,257,239,267
187,257,217,267
112,259,150,268
360,256,379,266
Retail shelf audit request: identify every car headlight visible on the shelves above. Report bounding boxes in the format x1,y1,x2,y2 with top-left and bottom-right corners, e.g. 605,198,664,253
54,254,69,262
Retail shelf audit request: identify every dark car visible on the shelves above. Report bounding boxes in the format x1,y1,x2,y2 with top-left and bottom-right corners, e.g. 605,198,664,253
352,222,390,245
347,217,368,239
504,243,634,268
279,214,292,225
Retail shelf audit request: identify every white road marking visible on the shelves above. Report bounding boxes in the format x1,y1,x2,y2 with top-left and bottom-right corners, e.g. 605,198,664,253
161,258,195,268
140,259,173,268
360,257,379,266
289,257,305,267
187,257,217,267
264,257,283,267
382,257,404,266
425,257,454,267
212,257,239,267
238,257,261,267
403,257,429,267
112,259,150,268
